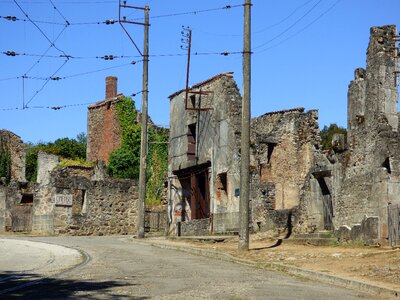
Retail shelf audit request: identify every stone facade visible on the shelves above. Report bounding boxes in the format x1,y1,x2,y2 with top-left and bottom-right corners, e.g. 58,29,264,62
0,130,26,182
250,108,321,232
168,72,242,235
87,76,123,163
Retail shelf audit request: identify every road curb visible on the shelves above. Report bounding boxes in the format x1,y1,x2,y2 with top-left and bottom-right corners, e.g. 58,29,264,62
134,238,399,299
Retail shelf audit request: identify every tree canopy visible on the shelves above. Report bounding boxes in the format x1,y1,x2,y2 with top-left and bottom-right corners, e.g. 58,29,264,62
320,123,347,150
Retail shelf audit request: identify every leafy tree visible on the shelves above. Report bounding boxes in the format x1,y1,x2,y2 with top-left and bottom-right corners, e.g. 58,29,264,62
0,141,11,183
25,134,87,182
320,123,347,150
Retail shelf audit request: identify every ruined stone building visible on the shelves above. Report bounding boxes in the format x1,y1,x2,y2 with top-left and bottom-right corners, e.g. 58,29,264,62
167,73,322,236
168,73,242,235
167,25,400,245
87,76,123,163
316,25,400,245
250,108,321,233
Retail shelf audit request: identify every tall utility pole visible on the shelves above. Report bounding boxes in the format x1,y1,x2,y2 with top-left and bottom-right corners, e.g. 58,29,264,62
118,1,150,238
137,6,150,239
239,0,252,252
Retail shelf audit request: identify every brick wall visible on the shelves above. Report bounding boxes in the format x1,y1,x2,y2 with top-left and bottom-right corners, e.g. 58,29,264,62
86,77,122,163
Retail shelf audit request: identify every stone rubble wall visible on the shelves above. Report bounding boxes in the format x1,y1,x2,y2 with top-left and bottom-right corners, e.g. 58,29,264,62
0,130,26,182
333,25,400,241
250,109,321,233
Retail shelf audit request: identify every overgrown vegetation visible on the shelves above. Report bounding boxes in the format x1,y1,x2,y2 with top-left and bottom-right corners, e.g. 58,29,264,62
0,139,11,183
25,133,87,182
107,97,168,206
320,123,347,150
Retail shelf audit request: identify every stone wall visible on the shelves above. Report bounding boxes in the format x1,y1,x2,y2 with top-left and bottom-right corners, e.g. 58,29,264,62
29,153,139,235
87,77,123,163
0,130,25,182
250,108,321,232
332,25,400,241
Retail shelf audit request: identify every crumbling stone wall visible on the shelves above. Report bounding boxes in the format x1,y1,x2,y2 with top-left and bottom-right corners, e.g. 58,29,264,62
250,108,321,232
333,25,400,240
87,76,123,163
0,130,25,182
31,153,139,235
50,168,138,235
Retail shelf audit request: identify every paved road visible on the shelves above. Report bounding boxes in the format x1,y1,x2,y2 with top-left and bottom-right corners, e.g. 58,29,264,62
0,236,372,299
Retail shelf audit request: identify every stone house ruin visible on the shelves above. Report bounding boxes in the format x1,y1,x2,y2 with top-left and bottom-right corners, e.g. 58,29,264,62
167,73,323,236
250,108,322,233
168,73,242,235
311,25,400,245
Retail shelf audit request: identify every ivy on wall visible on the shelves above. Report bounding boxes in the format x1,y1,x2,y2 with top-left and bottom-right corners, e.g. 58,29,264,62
108,97,168,206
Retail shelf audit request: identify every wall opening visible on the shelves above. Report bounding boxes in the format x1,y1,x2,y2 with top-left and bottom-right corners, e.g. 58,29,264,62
216,172,228,206
267,143,276,164
20,194,33,204
382,157,391,174
187,123,197,160
317,177,333,230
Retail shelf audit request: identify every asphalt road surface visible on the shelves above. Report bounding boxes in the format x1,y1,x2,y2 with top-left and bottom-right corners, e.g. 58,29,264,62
0,236,373,299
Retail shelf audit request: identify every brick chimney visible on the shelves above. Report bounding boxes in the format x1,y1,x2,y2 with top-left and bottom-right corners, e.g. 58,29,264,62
105,76,117,99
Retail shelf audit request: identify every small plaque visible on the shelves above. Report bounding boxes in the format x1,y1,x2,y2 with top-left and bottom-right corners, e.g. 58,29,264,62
55,194,73,206
235,188,240,197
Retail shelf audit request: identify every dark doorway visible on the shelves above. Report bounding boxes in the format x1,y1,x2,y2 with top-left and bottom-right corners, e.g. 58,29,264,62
176,163,210,220
317,177,333,231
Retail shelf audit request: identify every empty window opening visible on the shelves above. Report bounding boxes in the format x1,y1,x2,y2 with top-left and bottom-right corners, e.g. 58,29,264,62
267,143,276,164
190,94,196,109
81,190,87,214
382,157,391,174
187,123,197,160
20,194,33,204
216,172,228,203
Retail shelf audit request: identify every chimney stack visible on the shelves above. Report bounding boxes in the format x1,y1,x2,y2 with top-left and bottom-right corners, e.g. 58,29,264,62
105,76,118,99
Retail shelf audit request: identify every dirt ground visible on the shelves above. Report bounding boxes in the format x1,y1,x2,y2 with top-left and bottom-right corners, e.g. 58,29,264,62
150,234,400,292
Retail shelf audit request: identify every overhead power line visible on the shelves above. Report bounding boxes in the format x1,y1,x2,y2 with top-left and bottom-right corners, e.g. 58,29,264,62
13,0,70,56
138,4,244,20
252,0,324,51
255,0,342,54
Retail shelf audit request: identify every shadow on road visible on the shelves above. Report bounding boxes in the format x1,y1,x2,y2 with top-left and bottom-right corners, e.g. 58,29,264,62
0,271,149,299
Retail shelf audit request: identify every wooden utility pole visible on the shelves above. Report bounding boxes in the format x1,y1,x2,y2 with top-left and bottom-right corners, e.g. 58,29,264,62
239,0,251,252
137,6,149,238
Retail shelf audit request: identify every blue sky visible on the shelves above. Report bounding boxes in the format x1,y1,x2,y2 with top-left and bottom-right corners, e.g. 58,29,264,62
0,0,399,143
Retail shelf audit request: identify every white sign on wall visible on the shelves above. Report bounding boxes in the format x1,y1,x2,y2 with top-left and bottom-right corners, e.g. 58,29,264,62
55,194,73,206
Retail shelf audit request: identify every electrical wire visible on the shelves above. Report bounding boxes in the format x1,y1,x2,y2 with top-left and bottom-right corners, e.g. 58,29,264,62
252,0,324,51
253,0,316,34
24,59,69,107
255,0,342,54
13,0,69,57
49,0,70,25
23,24,68,75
